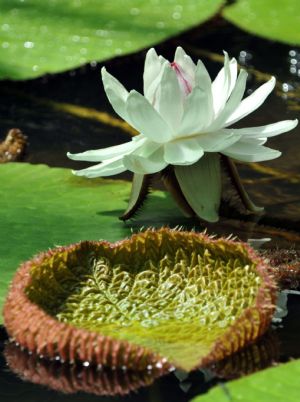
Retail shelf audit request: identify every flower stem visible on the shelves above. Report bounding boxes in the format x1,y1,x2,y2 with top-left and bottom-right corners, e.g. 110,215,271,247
119,173,154,221
221,155,264,214
160,166,195,217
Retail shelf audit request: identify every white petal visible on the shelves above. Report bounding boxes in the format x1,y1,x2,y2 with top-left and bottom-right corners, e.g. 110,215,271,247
228,57,238,95
123,147,167,174
208,69,248,131
222,142,281,162
240,137,267,146
164,137,204,165
194,59,212,93
159,55,168,64
225,77,276,126
143,48,163,101
157,64,183,130
72,156,125,178
67,136,145,162
146,73,166,104
101,67,129,122
174,47,196,83
131,139,161,158
212,52,235,116
196,129,241,152
126,90,173,143
178,86,213,135
226,119,298,138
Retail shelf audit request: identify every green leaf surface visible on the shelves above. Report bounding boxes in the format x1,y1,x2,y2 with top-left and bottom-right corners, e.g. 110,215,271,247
192,359,300,402
0,0,223,80
223,0,300,45
0,162,176,321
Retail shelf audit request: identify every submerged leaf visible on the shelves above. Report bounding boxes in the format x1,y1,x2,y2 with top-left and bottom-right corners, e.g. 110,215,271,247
4,228,276,371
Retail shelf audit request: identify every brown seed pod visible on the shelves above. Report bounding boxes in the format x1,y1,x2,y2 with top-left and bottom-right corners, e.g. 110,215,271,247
0,128,27,163
3,228,277,372
261,248,300,289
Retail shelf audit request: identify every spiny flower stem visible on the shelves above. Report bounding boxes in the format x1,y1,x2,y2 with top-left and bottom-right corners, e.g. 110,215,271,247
221,155,264,214
160,166,195,218
120,173,154,221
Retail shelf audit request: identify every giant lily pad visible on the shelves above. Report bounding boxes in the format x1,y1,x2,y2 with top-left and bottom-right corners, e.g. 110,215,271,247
192,358,300,401
0,0,223,80
223,0,300,46
0,162,179,319
4,228,276,371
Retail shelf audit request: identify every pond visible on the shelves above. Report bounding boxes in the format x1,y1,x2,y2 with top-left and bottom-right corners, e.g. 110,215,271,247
0,11,300,402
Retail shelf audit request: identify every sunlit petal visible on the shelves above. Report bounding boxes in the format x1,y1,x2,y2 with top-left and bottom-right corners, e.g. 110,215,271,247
158,64,184,130
196,130,241,152
101,67,129,122
164,137,204,165
208,69,248,131
225,119,298,138
67,136,145,162
174,46,196,84
194,59,212,93
72,156,126,178
222,142,281,162
126,90,173,143
124,147,167,174
240,137,268,146
225,77,276,126
178,86,213,135
211,52,235,116
143,48,161,98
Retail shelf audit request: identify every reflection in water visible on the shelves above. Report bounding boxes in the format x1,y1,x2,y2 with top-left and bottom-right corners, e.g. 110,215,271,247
4,342,169,397
4,331,279,398
210,331,279,380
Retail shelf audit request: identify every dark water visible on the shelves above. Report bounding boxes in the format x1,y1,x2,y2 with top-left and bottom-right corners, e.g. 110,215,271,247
1,293,300,402
1,16,300,401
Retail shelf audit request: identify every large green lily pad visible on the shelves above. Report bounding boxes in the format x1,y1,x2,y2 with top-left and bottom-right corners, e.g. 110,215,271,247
192,358,300,401
0,162,179,320
0,0,223,80
223,0,300,45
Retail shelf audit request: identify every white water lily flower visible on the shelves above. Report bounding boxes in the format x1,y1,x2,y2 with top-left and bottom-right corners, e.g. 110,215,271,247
67,47,298,222
68,47,297,177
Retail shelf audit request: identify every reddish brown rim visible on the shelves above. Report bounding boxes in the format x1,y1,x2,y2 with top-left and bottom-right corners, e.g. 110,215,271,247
3,228,277,371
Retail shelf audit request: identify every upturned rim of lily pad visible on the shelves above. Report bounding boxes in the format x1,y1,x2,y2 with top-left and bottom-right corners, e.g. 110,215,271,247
3,228,277,372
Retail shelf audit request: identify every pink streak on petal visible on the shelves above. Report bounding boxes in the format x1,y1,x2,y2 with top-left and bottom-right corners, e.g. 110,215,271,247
171,62,192,95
